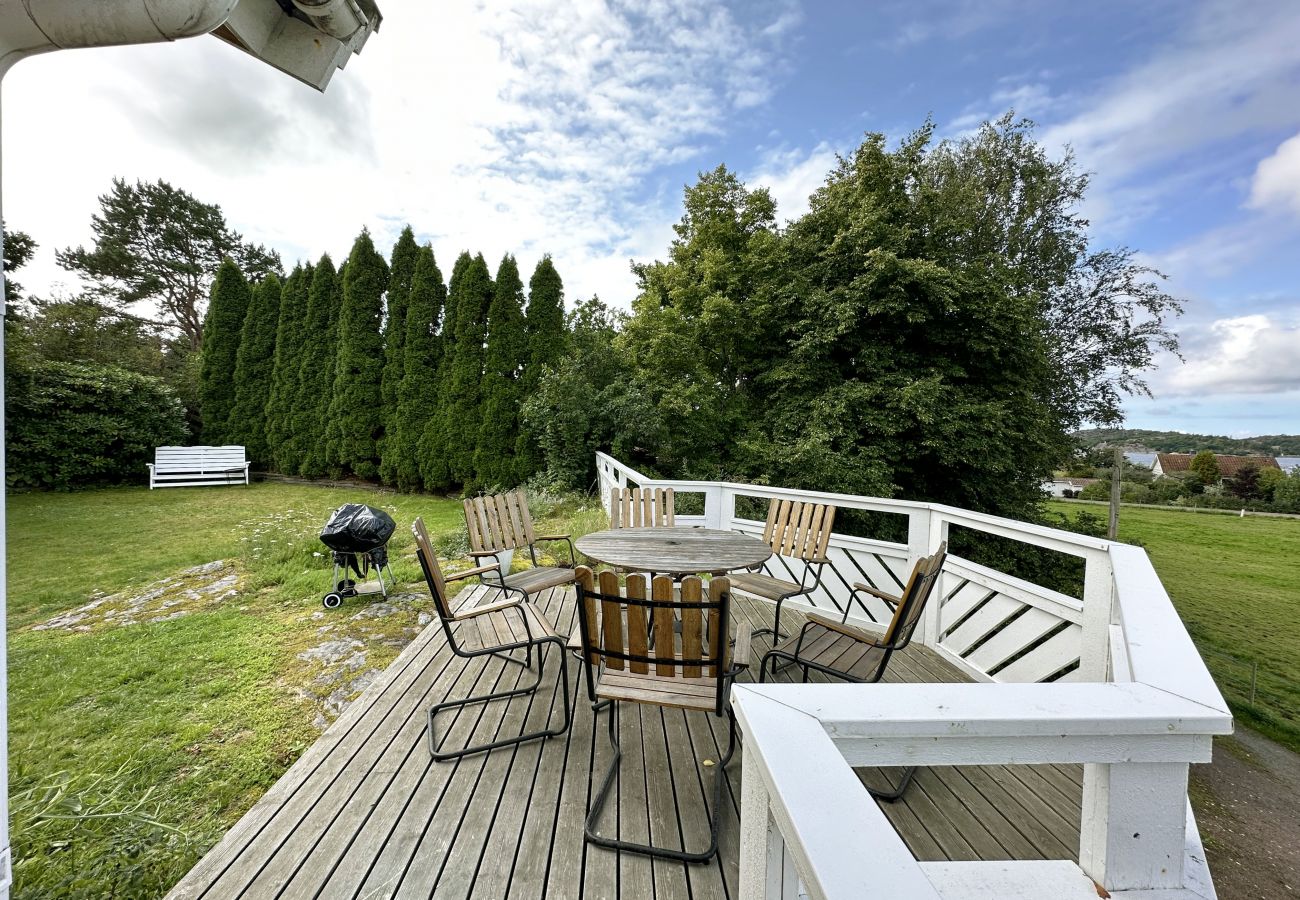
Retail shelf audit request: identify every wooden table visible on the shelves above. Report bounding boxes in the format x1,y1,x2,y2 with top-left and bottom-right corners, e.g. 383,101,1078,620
575,527,771,576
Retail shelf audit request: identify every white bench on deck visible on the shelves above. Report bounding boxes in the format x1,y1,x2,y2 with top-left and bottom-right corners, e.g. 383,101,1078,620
147,445,250,489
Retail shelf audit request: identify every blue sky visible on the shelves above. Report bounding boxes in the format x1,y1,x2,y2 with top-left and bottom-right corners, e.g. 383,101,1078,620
5,0,1299,436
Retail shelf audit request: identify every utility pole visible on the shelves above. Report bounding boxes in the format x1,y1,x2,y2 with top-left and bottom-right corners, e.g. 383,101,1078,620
1108,446,1122,540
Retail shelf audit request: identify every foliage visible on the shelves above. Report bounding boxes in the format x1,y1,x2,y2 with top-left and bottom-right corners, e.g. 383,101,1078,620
420,252,472,490
294,257,339,478
265,265,311,473
325,231,389,480
1077,427,1300,457
56,178,280,350
5,361,187,490
379,226,419,485
228,274,282,465
441,253,493,487
391,245,446,492
198,260,251,444
1225,463,1262,500
1274,472,1300,513
1190,450,1221,485
475,254,527,488
1079,481,1110,501
3,221,36,308
5,295,170,375
1254,466,1286,502
1150,478,1189,503
1119,482,1152,503
516,256,566,478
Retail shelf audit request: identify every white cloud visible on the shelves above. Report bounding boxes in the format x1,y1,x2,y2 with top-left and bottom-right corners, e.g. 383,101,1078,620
1249,132,1300,216
748,142,839,222
1156,314,1300,397
2,1,798,311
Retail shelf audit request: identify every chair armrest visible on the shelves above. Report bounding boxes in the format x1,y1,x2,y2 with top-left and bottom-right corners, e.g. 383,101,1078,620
445,563,504,583
852,582,900,605
805,612,883,645
534,534,572,542
807,556,831,565
452,595,523,620
468,549,503,558
731,625,752,669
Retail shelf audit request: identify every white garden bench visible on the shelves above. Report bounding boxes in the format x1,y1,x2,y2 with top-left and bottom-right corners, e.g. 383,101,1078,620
147,445,251,489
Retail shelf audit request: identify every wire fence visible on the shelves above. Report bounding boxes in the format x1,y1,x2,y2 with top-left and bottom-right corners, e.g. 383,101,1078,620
1199,645,1300,744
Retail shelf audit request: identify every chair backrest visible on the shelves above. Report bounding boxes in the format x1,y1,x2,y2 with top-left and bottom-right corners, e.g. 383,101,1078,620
411,517,456,620
609,487,675,529
880,542,948,648
463,490,535,554
574,566,732,712
761,499,836,562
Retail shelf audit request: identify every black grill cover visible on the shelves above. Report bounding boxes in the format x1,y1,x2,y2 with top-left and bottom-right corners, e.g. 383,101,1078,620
319,504,396,553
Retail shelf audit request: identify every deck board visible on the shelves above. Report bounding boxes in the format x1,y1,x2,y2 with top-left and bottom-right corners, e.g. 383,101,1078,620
169,582,1084,900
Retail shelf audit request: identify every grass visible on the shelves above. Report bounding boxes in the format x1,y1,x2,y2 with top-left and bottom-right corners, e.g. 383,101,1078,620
6,481,607,899
1050,500,1300,749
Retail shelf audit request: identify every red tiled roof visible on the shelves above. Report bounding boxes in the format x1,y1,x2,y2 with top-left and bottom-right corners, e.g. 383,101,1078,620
1155,453,1281,478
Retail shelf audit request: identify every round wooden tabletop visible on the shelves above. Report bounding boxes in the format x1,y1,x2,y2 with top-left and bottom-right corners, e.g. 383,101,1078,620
575,527,772,575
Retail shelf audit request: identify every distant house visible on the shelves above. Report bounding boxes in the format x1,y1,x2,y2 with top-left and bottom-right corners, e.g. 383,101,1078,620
1042,477,1098,497
1152,452,1281,479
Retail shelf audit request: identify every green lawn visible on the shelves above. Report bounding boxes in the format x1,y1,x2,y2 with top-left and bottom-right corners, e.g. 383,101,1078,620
5,482,604,898
1050,501,1300,747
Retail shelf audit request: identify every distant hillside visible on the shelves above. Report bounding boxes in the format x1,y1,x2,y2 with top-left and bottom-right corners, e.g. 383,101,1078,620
1075,428,1300,456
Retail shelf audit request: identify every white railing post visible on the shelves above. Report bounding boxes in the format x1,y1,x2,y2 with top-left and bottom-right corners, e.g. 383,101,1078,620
1080,548,1115,682
1080,760,1190,891
717,485,737,531
909,506,948,647
702,485,724,529
740,743,781,899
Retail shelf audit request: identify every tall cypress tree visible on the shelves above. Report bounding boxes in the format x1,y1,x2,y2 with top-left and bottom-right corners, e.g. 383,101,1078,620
389,245,446,492
475,254,527,487
379,225,419,485
295,255,339,478
199,258,251,444
266,263,311,473
228,273,282,465
443,253,494,486
420,251,472,491
325,230,388,480
516,255,566,477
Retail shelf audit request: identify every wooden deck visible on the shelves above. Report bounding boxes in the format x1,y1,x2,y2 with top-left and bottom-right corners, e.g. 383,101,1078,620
168,584,1082,900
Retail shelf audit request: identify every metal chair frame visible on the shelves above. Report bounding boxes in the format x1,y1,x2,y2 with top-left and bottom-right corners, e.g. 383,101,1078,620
575,567,748,863
412,518,572,762
758,543,947,801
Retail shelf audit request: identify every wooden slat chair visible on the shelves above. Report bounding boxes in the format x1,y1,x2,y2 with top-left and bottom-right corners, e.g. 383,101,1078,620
729,498,836,640
574,565,751,863
412,517,572,761
463,490,577,597
608,486,675,529
758,542,948,800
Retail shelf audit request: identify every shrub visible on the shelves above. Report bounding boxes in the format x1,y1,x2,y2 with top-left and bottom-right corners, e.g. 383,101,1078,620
6,361,187,490
1079,481,1110,501
1119,482,1152,504
1273,472,1300,513
1150,478,1188,503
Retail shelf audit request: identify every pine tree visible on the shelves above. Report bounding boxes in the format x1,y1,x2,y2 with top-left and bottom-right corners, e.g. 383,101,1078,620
325,230,388,480
389,245,446,491
199,258,251,444
228,273,282,465
475,254,527,487
443,253,493,486
266,263,312,472
294,255,339,477
516,255,566,478
379,225,419,484
419,251,472,490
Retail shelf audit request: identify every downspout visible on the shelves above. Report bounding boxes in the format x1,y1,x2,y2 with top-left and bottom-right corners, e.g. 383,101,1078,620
0,4,240,894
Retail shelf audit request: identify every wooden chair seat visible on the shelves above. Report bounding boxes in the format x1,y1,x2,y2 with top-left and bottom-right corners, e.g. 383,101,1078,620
728,571,811,601
595,668,720,712
502,565,577,594
455,587,562,652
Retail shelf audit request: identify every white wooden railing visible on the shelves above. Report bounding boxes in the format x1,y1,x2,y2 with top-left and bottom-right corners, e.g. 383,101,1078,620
594,452,1231,900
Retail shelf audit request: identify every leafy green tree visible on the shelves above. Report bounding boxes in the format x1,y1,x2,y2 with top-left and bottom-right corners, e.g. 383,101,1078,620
294,256,339,477
325,231,388,479
3,222,36,310
441,253,493,486
1189,450,1220,485
265,264,311,472
56,178,280,350
420,252,472,490
228,274,282,465
1273,471,1300,513
474,254,527,487
198,259,251,444
379,225,419,485
6,361,187,490
4,295,169,376
1226,463,1261,500
388,245,446,492
515,255,566,478
1256,465,1287,502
